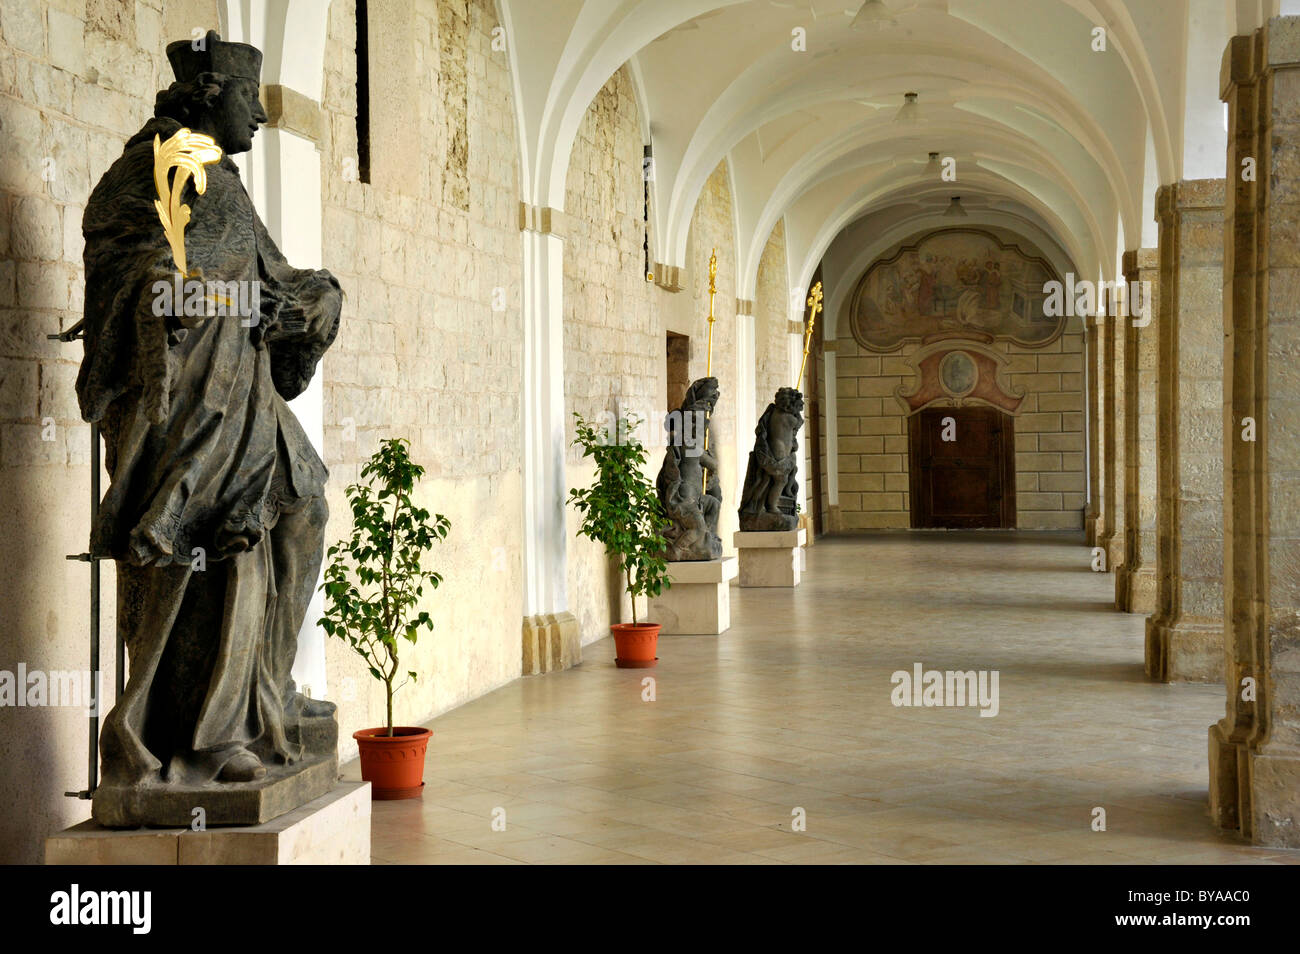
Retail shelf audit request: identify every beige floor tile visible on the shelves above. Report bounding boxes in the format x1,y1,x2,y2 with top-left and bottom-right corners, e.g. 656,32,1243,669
360,532,1294,865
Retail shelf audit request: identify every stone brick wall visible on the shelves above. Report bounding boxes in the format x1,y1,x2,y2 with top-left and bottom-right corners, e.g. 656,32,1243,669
754,218,789,418
0,0,220,863
562,65,660,642
319,0,525,748
833,333,1086,530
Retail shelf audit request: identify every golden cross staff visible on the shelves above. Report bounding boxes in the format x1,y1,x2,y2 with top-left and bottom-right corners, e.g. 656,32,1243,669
795,280,823,391
152,128,223,278
702,249,718,494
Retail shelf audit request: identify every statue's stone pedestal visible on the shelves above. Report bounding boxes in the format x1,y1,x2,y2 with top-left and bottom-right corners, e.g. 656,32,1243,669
46,781,370,865
650,557,738,634
734,529,806,587
92,711,340,828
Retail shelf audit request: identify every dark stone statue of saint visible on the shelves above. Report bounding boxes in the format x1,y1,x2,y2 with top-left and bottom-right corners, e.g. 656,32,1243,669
738,387,805,532
656,377,722,561
77,32,341,827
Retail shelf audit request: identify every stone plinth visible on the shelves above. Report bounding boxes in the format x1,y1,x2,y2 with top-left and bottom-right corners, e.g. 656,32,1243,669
46,781,370,865
522,611,581,675
649,557,738,634
92,747,339,829
734,529,806,587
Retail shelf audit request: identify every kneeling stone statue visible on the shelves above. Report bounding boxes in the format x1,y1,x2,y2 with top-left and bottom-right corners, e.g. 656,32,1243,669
738,387,805,532
656,377,723,561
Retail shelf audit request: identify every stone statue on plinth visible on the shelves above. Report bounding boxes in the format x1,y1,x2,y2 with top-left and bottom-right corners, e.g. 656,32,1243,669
77,32,340,827
738,387,805,532
656,377,723,561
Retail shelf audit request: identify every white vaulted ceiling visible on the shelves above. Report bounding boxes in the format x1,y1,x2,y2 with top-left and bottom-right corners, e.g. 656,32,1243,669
499,0,1251,326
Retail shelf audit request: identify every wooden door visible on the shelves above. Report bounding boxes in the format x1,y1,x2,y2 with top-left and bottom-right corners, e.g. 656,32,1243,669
909,406,1015,528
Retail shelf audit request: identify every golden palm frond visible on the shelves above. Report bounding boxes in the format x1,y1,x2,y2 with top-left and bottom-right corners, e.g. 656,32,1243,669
152,128,223,277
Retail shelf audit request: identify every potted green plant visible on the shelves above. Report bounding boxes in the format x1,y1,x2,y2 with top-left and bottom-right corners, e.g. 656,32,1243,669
567,412,671,667
319,437,450,799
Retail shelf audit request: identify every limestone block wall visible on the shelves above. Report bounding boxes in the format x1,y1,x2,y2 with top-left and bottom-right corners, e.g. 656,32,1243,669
667,161,739,551
0,0,220,863
562,65,661,644
832,332,1086,530
561,81,744,640
754,219,789,418
320,0,525,753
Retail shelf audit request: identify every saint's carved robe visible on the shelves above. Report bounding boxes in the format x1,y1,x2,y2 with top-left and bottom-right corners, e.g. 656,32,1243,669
78,116,341,817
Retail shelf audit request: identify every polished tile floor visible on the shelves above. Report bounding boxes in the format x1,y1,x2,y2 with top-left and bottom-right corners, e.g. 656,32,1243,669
357,531,1298,864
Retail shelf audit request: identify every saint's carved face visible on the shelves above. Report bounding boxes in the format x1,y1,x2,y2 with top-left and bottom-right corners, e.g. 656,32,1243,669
197,77,267,154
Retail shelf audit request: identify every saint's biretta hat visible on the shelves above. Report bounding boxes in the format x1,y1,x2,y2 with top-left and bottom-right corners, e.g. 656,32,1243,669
166,30,263,83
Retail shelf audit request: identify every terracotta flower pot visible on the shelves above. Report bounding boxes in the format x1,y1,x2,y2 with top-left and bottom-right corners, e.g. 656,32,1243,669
352,726,432,800
611,622,660,668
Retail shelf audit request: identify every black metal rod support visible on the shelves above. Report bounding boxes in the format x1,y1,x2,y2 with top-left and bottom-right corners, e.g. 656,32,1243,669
57,323,110,802
89,421,101,795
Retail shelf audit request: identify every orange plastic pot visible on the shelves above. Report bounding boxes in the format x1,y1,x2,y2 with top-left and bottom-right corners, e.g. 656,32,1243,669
352,726,432,800
611,622,660,668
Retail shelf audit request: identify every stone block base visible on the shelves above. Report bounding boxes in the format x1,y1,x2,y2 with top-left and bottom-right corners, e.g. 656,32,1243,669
92,748,339,829
523,611,581,674
1145,616,1224,683
1207,722,1240,831
649,557,738,634
798,512,815,546
1099,531,1123,574
734,529,806,587
825,505,842,534
46,781,370,865
1115,564,1156,613
1085,513,1104,548
1244,749,1300,848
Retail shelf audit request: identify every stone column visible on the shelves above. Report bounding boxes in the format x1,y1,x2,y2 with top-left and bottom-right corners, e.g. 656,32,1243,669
519,205,580,673
1097,308,1125,572
1085,323,1105,547
823,342,841,533
1145,181,1226,681
1116,249,1159,614
1209,20,1300,847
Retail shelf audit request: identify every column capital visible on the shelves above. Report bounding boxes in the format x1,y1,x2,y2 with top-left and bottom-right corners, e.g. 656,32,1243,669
736,298,754,315
1220,34,1256,100
1176,178,1226,210
259,85,323,144
519,203,566,237
1155,183,1176,224
1265,15,1300,70
651,262,682,291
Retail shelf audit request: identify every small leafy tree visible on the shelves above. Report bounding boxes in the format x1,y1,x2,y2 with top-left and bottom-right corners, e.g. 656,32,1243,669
319,438,450,736
567,412,671,625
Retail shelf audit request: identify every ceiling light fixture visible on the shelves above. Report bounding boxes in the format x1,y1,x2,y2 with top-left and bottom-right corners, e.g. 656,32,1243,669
851,0,898,29
925,151,940,174
943,196,968,218
894,91,919,123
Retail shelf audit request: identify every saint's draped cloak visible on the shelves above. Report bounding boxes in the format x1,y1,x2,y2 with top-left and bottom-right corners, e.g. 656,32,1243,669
78,117,341,789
